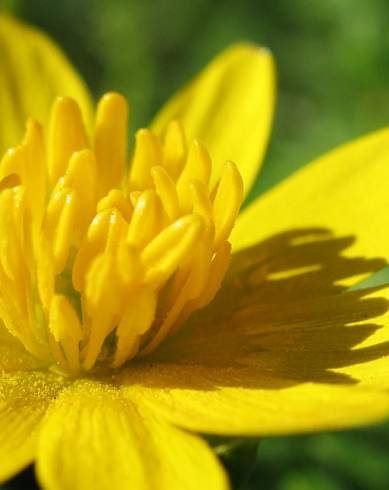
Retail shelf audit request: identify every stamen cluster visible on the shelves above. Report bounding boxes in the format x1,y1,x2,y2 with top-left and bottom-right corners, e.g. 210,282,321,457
0,93,243,375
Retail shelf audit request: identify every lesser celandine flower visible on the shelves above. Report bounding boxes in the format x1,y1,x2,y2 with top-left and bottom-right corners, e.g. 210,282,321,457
2,14,389,490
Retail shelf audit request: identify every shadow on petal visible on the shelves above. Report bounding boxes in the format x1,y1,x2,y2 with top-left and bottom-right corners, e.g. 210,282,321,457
132,228,389,389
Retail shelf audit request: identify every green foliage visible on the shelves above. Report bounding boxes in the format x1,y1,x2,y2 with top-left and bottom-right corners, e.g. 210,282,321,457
1,1,389,489
251,423,389,490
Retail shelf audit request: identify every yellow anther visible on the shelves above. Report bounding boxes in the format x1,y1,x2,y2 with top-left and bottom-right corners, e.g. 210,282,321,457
105,209,128,251
0,92,243,375
188,179,213,221
0,147,23,181
95,92,128,195
48,97,88,185
72,209,127,292
82,249,121,370
176,139,211,211
72,211,113,291
126,190,163,249
37,235,55,313
45,187,77,274
151,166,179,221
182,241,231,316
116,241,141,286
212,160,244,250
129,191,141,208
0,121,46,225
184,226,214,298
49,294,83,375
97,189,132,221
22,120,46,224
129,129,162,190
0,122,46,251
0,173,21,192
162,120,186,179
0,187,25,279
113,287,157,367
63,150,98,232
141,222,214,356
85,250,119,309
142,215,204,288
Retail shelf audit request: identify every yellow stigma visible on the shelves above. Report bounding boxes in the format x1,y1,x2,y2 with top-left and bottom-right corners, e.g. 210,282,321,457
0,92,243,376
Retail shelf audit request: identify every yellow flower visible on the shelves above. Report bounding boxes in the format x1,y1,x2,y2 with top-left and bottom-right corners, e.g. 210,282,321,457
1,13,389,490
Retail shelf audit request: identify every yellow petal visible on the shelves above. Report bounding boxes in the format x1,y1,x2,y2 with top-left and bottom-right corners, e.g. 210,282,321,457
0,371,63,482
125,364,389,436
37,379,228,490
151,43,275,194
0,15,93,154
232,128,389,276
328,287,389,391
120,254,389,435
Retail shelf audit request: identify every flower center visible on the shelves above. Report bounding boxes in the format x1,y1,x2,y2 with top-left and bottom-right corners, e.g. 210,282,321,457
0,92,243,376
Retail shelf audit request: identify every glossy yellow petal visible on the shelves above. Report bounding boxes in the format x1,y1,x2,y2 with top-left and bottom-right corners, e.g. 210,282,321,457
232,128,389,276
230,227,386,302
37,379,228,490
120,257,389,435
151,43,275,194
123,365,389,436
332,287,389,391
0,15,93,154
0,371,63,482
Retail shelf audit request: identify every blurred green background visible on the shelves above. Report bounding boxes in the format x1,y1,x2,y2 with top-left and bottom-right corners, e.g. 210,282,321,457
2,0,389,488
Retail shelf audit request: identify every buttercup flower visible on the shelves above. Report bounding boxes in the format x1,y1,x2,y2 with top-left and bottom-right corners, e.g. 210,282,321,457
2,14,389,490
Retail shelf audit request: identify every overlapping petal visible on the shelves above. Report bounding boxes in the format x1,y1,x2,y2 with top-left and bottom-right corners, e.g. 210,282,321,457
232,128,389,276
151,43,275,194
0,15,93,154
0,371,63,482
37,379,228,490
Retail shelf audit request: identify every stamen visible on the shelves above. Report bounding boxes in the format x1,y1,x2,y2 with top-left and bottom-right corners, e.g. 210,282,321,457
0,93,243,375
126,190,163,249
151,166,179,221
45,186,77,274
48,97,88,185
162,120,186,179
129,129,162,191
95,93,128,195
176,140,211,212
213,160,244,250
49,295,83,375
141,215,203,288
